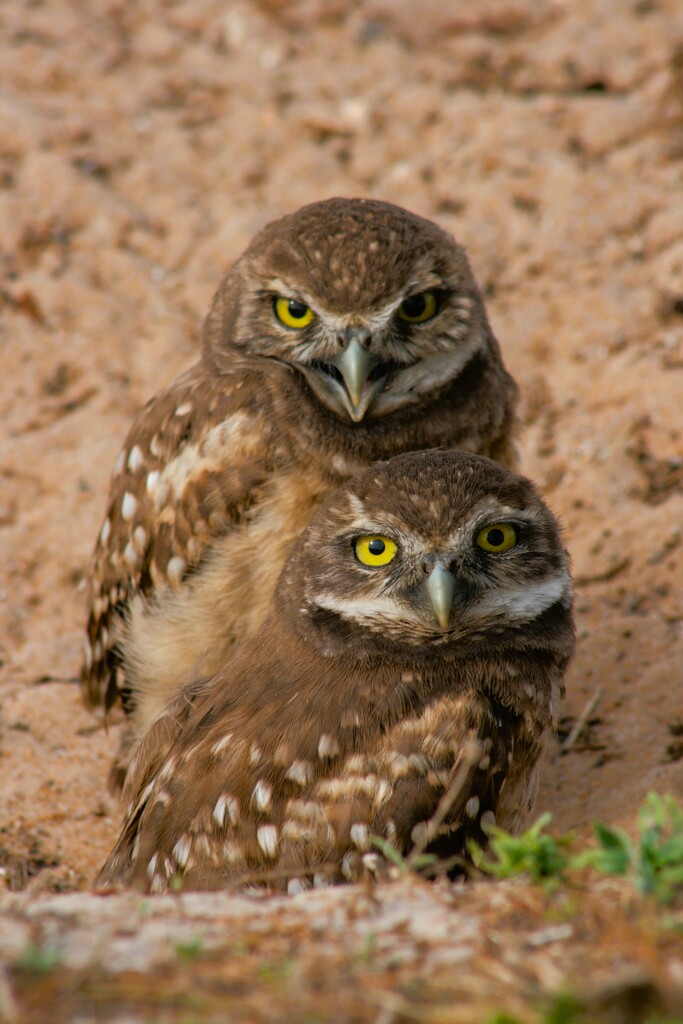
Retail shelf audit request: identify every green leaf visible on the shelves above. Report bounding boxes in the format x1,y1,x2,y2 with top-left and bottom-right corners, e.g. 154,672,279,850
369,835,408,870
472,813,573,884
586,822,632,875
15,944,61,975
175,936,204,961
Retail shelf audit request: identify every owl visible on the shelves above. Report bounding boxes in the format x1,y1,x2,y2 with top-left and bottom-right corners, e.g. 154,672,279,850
82,197,520,784
96,449,574,893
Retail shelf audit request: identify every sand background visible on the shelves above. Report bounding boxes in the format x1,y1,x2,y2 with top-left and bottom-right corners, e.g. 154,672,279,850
1,1,683,1019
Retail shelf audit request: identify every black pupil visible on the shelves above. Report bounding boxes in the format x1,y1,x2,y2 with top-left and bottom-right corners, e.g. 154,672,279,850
401,293,427,318
487,528,506,547
288,299,308,319
368,538,386,556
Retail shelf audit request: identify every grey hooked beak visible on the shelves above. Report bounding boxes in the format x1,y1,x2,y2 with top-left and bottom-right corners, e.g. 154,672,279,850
337,337,371,413
327,326,390,423
299,325,395,424
425,563,455,631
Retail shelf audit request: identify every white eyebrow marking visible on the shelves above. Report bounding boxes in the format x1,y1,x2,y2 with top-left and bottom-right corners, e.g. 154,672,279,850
343,516,411,538
346,494,366,519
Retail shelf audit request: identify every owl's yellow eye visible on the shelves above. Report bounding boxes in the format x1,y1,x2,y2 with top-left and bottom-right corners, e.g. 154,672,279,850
397,290,439,324
274,296,315,329
476,523,519,553
354,535,398,567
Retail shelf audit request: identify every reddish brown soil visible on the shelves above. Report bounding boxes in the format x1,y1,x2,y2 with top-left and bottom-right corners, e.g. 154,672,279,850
1,0,682,920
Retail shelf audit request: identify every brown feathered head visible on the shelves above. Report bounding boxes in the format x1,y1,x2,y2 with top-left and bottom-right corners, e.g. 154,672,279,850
202,198,517,436
279,449,573,666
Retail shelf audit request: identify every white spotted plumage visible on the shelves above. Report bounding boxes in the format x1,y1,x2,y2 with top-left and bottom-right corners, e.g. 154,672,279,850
82,199,520,795
96,450,574,894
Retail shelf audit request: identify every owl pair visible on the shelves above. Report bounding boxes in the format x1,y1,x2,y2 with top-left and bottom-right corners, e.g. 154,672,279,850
86,199,575,891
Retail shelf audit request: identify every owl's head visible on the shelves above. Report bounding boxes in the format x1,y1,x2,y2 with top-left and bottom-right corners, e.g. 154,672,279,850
277,450,573,661
203,198,506,425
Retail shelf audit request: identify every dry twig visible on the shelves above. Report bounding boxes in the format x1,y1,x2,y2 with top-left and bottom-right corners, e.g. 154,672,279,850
562,687,602,752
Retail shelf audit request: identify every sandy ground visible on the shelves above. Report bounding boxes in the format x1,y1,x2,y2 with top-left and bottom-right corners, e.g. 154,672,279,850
1,0,683,1018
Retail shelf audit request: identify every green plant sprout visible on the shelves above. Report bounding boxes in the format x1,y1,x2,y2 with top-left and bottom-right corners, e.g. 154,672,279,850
471,793,683,905
574,792,683,903
469,812,575,885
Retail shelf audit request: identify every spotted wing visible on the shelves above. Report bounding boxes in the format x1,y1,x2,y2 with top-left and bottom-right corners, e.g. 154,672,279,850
82,363,271,713
95,647,543,892
94,678,206,887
